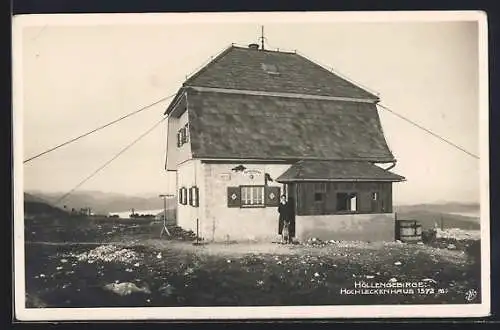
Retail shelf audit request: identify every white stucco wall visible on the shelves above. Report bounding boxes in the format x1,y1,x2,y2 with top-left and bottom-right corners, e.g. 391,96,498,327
165,106,191,171
175,161,396,242
295,213,396,242
201,163,292,242
176,159,204,234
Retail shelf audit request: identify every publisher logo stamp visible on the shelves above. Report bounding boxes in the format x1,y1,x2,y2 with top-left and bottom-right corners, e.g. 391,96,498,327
465,289,478,302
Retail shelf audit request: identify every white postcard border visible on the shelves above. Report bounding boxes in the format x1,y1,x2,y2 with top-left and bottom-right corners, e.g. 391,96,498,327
13,11,491,320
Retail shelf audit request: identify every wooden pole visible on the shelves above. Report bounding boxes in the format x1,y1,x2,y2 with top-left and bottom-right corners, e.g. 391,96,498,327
261,26,265,50
196,218,199,244
159,194,173,237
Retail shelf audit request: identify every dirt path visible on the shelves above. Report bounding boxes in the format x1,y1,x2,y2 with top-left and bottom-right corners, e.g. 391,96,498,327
25,238,470,266
26,241,121,246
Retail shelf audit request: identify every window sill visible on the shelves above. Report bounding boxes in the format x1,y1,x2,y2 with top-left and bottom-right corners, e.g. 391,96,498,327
240,205,266,209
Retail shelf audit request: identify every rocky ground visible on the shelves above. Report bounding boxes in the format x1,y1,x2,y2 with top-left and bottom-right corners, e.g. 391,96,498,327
23,217,482,308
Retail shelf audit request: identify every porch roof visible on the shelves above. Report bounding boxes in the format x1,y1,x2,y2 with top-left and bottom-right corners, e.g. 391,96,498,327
276,160,405,183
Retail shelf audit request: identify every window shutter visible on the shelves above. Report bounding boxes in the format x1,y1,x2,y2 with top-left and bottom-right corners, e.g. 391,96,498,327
188,186,193,206
192,186,199,207
177,131,182,147
179,187,183,205
181,127,187,144
265,186,281,207
227,187,241,208
184,124,190,143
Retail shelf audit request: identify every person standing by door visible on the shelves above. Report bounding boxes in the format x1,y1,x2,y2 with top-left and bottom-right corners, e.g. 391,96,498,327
278,195,295,243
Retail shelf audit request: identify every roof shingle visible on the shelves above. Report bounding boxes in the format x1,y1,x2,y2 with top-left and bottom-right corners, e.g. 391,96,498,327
276,160,405,182
186,89,395,162
184,46,378,100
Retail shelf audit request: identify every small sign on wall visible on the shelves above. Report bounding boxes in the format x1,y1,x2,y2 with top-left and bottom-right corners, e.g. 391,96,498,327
243,169,262,180
219,173,231,181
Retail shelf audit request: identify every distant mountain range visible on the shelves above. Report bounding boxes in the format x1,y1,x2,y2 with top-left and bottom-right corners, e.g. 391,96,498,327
394,202,480,230
394,201,480,214
24,190,480,230
24,190,176,215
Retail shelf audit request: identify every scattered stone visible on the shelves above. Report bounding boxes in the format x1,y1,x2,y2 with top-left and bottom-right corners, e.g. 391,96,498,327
104,282,151,296
158,283,174,297
394,261,402,266
436,228,480,241
69,245,140,264
183,267,194,275
60,259,68,263
447,244,457,250
422,278,437,284
388,278,398,283
56,266,63,270
366,275,375,279
314,272,320,277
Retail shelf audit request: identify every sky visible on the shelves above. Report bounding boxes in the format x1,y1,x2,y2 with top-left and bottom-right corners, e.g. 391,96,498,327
16,13,484,205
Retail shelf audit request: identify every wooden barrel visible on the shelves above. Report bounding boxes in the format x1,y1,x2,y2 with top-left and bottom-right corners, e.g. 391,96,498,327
398,220,422,243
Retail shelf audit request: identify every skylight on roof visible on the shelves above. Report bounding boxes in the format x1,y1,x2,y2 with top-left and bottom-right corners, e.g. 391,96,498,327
261,63,280,75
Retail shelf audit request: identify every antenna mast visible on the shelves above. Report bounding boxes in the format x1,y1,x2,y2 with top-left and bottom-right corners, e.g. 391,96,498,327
260,25,265,50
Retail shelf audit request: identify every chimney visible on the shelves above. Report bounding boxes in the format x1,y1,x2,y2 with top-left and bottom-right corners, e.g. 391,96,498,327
248,43,259,50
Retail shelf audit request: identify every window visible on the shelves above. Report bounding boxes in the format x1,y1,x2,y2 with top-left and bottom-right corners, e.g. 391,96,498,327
336,192,358,212
372,192,378,201
177,124,189,147
350,194,357,212
183,123,190,143
261,63,280,75
240,186,265,207
314,182,326,202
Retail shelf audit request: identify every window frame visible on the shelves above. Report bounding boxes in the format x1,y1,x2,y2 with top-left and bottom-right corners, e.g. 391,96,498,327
335,191,359,214
261,63,280,75
183,123,190,144
240,185,266,208
177,124,189,148
313,182,327,204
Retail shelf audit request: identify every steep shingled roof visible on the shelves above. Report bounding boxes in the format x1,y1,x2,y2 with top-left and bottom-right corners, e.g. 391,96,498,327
276,160,405,182
182,46,378,100
186,89,395,162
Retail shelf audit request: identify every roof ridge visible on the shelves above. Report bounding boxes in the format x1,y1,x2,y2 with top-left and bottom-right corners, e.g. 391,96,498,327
294,51,380,100
183,44,235,86
230,44,298,55
185,85,378,103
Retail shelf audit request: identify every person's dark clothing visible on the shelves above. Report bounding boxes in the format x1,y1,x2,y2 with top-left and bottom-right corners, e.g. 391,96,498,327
278,199,296,238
